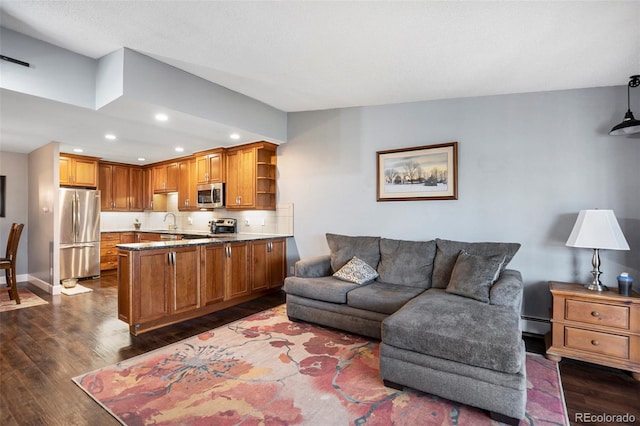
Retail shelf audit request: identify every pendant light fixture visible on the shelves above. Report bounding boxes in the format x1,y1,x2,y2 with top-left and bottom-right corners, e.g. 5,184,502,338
609,75,640,135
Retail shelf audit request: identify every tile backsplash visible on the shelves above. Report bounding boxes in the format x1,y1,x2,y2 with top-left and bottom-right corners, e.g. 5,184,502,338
101,194,293,235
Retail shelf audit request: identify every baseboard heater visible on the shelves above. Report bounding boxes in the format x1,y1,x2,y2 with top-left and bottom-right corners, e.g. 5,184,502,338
520,315,551,335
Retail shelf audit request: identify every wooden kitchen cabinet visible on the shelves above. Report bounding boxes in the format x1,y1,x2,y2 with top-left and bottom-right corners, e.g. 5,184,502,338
546,281,640,381
226,141,277,210
251,238,286,291
196,149,225,184
99,162,144,211
101,232,138,271
200,244,226,306
152,162,178,193
60,154,99,188
178,158,198,211
119,245,200,333
200,241,251,303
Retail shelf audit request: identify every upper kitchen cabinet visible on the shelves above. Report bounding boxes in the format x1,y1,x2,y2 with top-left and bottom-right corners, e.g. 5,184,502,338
226,142,278,210
152,162,178,193
178,157,198,211
60,154,99,188
195,149,225,184
99,162,144,212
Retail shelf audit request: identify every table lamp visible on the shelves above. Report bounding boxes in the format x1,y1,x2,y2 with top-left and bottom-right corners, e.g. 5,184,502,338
566,209,630,291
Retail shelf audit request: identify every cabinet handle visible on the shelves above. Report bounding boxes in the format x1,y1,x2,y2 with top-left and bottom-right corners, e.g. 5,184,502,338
172,252,176,265
591,311,600,318
591,340,600,346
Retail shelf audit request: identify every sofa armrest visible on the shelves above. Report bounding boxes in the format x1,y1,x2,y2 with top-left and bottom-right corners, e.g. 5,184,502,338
490,269,523,312
294,255,332,278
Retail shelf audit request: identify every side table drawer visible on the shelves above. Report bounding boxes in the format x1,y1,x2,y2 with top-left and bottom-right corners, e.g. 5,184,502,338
566,299,629,329
565,327,629,359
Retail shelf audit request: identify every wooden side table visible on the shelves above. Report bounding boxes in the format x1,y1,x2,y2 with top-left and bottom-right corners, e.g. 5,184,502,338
546,281,640,381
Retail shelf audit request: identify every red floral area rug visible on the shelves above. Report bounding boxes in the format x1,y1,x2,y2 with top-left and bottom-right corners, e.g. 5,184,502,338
73,306,568,425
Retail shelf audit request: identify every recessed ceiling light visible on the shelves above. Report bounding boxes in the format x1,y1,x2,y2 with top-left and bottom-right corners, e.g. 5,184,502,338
230,133,240,140
155,113,168,122
73,148,83,153
138,157,146,162
175,147,184,153
105,134,116,140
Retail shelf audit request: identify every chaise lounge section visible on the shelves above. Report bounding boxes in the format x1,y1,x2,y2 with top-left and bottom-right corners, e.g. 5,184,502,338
284,233,526,424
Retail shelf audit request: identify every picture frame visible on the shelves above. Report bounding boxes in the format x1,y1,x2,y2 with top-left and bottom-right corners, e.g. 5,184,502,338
376,142,458,201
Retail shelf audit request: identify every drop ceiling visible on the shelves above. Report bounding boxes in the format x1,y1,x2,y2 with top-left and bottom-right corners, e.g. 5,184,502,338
1,1,639,163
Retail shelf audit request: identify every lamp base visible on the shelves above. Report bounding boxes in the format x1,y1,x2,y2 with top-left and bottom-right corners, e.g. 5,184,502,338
584,248,609,292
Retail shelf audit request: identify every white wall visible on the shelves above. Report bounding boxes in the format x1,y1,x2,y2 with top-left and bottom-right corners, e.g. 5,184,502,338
0,151,29,278
279,86,640,321
28,142,59,290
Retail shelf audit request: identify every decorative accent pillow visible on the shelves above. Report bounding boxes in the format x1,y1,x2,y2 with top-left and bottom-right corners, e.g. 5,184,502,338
333,256,379,285
432,239,521,289
445,250,505,303
326,233,381,272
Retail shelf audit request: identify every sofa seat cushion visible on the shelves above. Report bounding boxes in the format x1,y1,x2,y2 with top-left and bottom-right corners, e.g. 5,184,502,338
347,282,425,315
382,289,523,374
377,238,436,289
284,276,360,304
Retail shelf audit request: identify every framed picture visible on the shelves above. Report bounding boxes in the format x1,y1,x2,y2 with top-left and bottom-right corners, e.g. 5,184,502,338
377,142,458,201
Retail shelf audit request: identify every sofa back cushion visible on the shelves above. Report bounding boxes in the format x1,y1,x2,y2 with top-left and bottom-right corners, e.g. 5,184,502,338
432,239,521,289
326,233,381,272
377,238,436,289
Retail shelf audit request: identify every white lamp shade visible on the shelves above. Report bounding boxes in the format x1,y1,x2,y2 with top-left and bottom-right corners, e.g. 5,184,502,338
566,210,630,250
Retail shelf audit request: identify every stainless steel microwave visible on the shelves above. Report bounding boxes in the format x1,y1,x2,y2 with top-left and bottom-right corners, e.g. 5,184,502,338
197,183,225,208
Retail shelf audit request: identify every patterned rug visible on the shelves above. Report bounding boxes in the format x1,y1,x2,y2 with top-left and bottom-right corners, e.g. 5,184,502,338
0,287,48,312
73,306,568,425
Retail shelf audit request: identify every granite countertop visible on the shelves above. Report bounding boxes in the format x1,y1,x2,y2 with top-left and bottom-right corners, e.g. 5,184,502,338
116,233,292,251
102,229,212,236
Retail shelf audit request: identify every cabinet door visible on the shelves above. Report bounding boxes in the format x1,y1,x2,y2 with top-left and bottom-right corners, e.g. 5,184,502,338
208,152,224,183
178,160,191,210
226,242,250,300
153,165,167,192
201,244,226,306
171,246,200,314
112,165,130,211
73,158,98,187
142,168,153,209
135,250,170,323
226,148,255,209
129,167,144,211
196,155,210,184
166,163,178,192
98,164,113,210
251,240,269,292
268,239,286,288
59,156,71,185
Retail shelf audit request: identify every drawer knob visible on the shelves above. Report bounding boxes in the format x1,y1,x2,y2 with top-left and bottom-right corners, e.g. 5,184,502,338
591,340,600,346
591,311,600,318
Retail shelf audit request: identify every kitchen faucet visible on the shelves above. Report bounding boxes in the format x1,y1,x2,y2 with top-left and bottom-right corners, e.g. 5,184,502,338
163,213,177,231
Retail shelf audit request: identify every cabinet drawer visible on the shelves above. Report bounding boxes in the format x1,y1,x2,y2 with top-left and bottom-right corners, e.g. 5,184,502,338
101,247,119,257
101,233,120,242
565,327,629,359
101,260,118,270
565,299,629,329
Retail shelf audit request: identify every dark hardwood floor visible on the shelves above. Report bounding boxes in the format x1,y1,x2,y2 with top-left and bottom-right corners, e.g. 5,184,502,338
1,273,638,425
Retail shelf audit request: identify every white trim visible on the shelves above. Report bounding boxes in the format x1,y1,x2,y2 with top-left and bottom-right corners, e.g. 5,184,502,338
1,274,61,295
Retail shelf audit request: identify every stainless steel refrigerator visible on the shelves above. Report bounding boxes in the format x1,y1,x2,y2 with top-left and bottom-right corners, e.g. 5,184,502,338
59,188,101,281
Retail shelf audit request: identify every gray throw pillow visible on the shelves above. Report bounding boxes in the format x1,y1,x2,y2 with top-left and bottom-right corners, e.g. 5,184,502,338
333,256,379,285
326,233,381,272
377,238,436,289
445,250,505,303
432,239,521,289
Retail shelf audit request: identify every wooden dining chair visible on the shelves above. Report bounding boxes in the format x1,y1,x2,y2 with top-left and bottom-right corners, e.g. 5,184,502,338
1,223,24,304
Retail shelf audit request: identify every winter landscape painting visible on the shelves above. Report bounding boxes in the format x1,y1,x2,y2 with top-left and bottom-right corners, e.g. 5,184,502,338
376,142,458,201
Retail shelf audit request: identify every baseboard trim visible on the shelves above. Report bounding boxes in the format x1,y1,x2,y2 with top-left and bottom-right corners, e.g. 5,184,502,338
1,274,61,295
520,316,550,335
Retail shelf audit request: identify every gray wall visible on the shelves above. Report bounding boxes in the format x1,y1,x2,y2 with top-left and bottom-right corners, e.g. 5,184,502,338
0,151,29,276
279,86,640,320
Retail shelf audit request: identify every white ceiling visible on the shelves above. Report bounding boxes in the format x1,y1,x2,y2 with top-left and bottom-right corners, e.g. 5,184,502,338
1,1,639,163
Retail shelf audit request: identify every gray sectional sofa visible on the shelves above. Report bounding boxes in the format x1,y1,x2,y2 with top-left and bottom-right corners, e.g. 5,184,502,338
284,234,526,425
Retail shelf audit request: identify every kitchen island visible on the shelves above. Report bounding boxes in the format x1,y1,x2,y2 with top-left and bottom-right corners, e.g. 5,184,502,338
117,234,289,335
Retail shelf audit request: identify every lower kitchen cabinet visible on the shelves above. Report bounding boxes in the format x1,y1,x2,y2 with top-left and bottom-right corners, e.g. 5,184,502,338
251,238,286,291
118,238,285,335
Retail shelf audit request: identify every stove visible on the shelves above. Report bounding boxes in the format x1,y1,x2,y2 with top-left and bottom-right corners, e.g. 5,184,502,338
210,218,237,234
